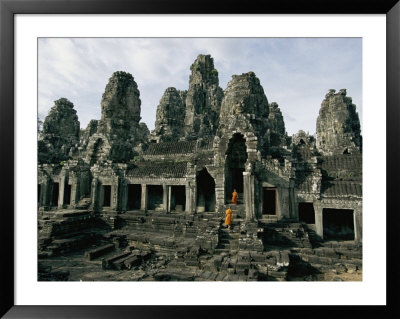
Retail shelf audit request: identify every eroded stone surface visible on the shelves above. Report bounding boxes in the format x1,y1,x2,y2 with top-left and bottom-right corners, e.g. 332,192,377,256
151,87,186,142
316,89,362,155
184,54,224,139
38,98,80,164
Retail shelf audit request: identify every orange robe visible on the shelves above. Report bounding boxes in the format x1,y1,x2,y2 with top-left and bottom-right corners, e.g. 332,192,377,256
225,208,233,226
232,191,238,204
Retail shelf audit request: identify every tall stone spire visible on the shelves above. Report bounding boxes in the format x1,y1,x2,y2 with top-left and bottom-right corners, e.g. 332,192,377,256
38,98,80,164
219,71,270,155
316,89,362,155
183,54,223,139
86,71,148,163
268,102,287,147
150,87,186,142
97,71,141,137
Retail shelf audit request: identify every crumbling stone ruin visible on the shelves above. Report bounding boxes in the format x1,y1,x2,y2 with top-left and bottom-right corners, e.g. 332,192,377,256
38,54,362,282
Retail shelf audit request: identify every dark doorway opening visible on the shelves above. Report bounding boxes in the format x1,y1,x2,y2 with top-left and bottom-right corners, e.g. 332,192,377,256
127,184,141,210
148,185,163,210
323,208,354,241
197,169,216,212
225,133,247,203
79,171,92,199
299,202,315,223
171,186,186,211
51,182,59,207
263,187,277,215
64,184,71,206
38,184,41,204
102,185,111,207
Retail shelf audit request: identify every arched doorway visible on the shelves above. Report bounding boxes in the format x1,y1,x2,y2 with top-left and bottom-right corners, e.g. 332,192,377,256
225,133,247,203
196,168,216,212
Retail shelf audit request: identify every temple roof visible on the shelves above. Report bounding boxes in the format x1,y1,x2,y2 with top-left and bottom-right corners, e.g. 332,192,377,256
144,141,197,156
321,180,362,198
320,154,362,180
127,161,187,178
143,138,214,156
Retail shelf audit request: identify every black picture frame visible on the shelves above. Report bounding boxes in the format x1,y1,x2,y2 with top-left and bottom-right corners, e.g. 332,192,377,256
1,0,399,318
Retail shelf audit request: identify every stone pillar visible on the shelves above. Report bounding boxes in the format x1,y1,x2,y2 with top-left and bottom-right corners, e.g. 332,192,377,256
70,178,80,207
185,180,195,213
243,171,255,221
314,202,323,239
91,178,100,211
167,186,172,212
120,181,128,212
289,183,297,220
215,174,225,212
185,183,190,213
163,184,169,212
42,178,50,208
58,175,66,209
353,207,362,243
111,177,119,210
140,184,148,211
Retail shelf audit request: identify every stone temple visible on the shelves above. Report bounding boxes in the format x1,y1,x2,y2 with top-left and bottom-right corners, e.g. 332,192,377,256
38,54,362,281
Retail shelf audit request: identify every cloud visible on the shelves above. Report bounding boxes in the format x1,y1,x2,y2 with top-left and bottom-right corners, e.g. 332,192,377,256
38,38,362,135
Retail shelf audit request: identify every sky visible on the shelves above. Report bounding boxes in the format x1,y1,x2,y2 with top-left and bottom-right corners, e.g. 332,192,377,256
38,38,362,136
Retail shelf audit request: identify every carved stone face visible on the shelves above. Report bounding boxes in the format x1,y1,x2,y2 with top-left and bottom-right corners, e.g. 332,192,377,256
233,102,244,115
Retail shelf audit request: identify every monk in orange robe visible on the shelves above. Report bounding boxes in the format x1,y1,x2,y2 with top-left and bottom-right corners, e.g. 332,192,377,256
232,189,238,205
225,206,233,229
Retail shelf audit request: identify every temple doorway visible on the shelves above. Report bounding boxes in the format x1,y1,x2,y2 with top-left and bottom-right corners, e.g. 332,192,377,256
298,202,315,223
38,184,41,204
263,187,277,215
323,208,354,240
51,182,59,207
102,185,111,207
225,133,247,203
171,186,186,211
64,184,71,206
127,184,141,210
148,185,163,210
197,169,216,212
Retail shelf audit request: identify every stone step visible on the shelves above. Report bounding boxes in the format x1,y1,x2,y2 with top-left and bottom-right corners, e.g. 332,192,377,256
84,243,115,261
102,251,132,270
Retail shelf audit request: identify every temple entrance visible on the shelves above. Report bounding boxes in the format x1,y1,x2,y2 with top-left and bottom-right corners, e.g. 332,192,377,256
196,169,216,212
102,185,111,207
79,171,92,200
298,202,315,223
148,185,163,210
171,186,186,211
323,208,354,241
263,187,277,215
64,184,71,206
38,184,41,204
127,184,141,210
225,133,247,203
51,182,59,207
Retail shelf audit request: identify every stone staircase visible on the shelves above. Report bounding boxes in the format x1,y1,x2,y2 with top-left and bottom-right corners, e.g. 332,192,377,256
216,224,241,252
